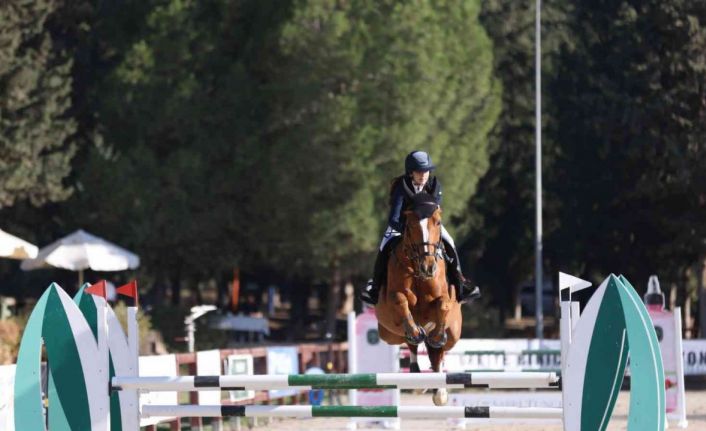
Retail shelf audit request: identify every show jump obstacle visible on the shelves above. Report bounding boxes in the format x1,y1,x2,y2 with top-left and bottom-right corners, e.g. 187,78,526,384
13,273,665,431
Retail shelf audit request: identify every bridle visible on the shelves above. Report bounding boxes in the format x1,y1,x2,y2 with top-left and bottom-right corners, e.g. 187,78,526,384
394,181,446,280
401,220,444,280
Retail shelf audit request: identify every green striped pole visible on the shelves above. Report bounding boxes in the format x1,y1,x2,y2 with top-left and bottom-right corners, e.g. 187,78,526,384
141,405,564,419
112,371,559,392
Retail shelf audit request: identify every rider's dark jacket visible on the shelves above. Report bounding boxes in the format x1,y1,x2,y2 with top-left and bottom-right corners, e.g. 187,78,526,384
388,175,442,232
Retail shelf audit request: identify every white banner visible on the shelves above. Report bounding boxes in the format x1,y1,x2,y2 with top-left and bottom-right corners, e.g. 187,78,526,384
403,338,561,372
450,392,562,409
648,308,686,426
355,308,398,407
683,339,706,375
139,354,178,427
197,350,222,405
266,346,299,399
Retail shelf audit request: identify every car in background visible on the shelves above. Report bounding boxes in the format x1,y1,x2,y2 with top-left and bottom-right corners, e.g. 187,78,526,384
519,281,557,317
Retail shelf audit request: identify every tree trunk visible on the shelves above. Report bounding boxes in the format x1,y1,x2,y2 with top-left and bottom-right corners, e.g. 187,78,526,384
324,265,342,340
289,277,310,342
216,272,229,309
170,267,181,305
150,271,168,307
698,260,706,338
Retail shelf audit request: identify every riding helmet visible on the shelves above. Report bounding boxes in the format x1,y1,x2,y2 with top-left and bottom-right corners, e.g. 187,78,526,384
405,151,436,175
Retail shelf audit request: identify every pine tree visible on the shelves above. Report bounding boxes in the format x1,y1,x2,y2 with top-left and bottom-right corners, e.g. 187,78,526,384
249,0,501,277
0,1,77,208
548,1,706,283
470,0,571,317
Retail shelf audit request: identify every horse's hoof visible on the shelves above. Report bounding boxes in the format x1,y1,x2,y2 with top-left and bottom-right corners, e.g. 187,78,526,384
410,362,421,373
404,325,427,345
426,331,448,349
433,388,448,406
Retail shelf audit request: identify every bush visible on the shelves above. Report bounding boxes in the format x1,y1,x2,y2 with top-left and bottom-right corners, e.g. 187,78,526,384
0,317,23,364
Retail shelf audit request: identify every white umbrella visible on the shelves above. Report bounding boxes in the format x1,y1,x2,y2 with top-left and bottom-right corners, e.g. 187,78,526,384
0,229,38,260
21,229,140,284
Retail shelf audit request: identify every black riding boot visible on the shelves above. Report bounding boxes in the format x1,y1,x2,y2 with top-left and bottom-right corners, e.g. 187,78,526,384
443,240,481,304
361,245,390,305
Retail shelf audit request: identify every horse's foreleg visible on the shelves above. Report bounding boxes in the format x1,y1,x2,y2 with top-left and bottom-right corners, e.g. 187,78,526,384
426,297,450,349
391,292,426,345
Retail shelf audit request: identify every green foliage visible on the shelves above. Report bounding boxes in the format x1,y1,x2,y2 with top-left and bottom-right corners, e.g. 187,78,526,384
60,0,500,284
547,1,706,283
0,1,77,208
0,316,24,365
111,301,155,354
469,0,571,315
5,0,706,333
245,0,500,277
64,0,275,279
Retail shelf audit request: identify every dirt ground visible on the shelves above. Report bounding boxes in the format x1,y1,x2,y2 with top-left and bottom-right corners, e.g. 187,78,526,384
192,389,705,431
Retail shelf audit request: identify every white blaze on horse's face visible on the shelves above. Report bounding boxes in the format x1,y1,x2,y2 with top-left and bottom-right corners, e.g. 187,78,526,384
419,218,429,253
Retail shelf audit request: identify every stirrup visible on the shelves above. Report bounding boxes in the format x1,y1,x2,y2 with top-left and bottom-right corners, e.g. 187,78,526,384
457,283,480,304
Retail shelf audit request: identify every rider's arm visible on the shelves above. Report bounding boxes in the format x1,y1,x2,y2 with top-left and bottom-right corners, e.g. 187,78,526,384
388,184,405,232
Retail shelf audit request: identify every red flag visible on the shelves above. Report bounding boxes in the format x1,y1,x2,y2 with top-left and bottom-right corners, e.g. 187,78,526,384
86,280,107,298
117,280,139,306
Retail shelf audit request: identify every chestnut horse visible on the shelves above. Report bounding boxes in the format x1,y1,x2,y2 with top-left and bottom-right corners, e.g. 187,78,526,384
374,192,462,406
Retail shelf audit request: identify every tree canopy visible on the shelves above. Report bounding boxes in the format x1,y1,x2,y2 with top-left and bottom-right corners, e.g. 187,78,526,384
0,0,77,208
2,0,706,333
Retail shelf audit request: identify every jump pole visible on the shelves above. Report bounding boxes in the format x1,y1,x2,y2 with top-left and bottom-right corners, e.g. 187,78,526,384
112,371,559,392
141,405,564,420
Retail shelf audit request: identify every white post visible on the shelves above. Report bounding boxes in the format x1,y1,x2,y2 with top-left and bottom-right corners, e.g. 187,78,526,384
570,302,580,335
127,307,139,366
391,345,401,430
560,298,571,372
346,311,357,430
559,292,571,431
97,296,110,431
126,306,140,428
534,0,544,341
673,308,688,428
186,319,196,353
558,272,592,431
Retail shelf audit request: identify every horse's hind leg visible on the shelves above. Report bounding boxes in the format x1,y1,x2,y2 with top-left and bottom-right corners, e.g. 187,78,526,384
408,343,420,373
428,346,448,405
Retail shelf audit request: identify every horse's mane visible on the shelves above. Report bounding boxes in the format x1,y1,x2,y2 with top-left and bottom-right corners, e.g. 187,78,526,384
410,192,439,220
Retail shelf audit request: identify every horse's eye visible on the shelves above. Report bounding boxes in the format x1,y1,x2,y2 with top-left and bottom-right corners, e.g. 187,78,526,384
436,221,441,226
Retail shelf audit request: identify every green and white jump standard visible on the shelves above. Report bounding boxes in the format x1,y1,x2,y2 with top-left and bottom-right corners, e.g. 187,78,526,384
13,273,666,431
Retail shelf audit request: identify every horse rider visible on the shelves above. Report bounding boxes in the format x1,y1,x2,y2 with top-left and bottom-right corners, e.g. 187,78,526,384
360,150,481,305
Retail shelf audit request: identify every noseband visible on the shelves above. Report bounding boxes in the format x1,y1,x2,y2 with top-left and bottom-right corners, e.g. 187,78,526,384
402,228,444,279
